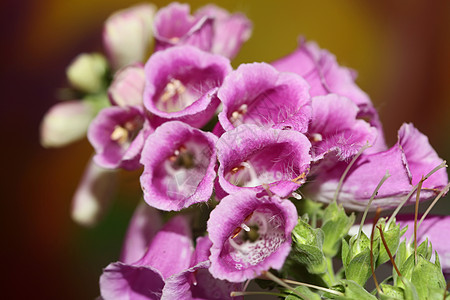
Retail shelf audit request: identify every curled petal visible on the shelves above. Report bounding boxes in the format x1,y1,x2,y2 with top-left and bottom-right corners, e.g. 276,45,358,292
143,46,231,128
140,121,218,211
218,63,311,133
195,4,252,59
217,124,311,197
207,191,298,282
154,3,214,52
309,94,378,161
88,106,152,170
120,202,162,264
305,123,448,210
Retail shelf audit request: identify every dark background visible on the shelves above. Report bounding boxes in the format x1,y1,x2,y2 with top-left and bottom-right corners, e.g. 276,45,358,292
1,0,450,298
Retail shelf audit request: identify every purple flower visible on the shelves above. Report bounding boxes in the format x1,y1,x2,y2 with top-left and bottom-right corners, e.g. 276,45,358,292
309,94,378,161
397,214,450,275
305,123,448,210
195,4,252,59
143,46,231,128
120,201,162,264
108,63,145,107
103,3,156,70
207,191,298,282
100,215,193,300
217,63,312,133
271,37,386,151
140,121,218,211
162,236,243,300
153,3,252,60
217,124,311,198
88,105,152,170
153,3,214,53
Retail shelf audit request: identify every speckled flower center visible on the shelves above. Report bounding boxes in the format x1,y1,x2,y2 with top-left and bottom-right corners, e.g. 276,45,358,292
229,103,248,126
225,208,286,269
168,144,195,169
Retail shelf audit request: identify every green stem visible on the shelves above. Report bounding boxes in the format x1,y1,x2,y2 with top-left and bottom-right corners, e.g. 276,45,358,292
322,257,337,286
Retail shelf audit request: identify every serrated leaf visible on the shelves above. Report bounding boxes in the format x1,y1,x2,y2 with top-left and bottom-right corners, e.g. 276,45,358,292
374,219,402,267
291,218,327,274
380,284,404,299
345,245,378,286
411,254,446,299
321,202,355,257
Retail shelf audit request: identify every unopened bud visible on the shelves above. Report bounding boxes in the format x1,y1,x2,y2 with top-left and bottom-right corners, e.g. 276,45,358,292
66,53,108,93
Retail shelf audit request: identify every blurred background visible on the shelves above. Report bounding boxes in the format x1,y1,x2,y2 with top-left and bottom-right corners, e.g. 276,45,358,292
1,0,450,298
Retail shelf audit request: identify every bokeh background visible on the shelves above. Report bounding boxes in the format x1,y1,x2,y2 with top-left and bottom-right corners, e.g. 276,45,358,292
2,0,450,298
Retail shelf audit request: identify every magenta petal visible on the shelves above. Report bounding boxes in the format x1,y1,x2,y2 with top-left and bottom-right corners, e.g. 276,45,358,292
143,46,231,128
120,202,162,264
140,121,218,211
88,106,152,170
217,124,311,197
154,3,214,52
399,123,448,187
100,262,164,300
108,63,146,107
195,4,252,59
207,191,298,282
218,63,311,132
162,236,243,300
306,123,448,210
309,94,378,161
139,215,193,279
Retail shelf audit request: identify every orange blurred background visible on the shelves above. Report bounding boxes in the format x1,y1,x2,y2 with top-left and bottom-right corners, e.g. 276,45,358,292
1,0,450,298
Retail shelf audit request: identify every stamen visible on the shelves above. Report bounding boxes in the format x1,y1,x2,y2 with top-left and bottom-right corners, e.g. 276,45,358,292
292,192,302,200
169,37,180,43
161,79,186,102
229,104,248,124
110,126,128,144
241,223,251,232
291,172,307,184
311,133,323,142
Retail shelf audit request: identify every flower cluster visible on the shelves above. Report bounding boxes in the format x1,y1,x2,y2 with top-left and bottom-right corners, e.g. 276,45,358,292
41,2,450,299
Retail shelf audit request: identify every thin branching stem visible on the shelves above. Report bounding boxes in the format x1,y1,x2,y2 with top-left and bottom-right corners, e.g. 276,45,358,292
370,208,382,295
262,271,311,300
414,177,424,265
282,279,344,296
377,225,402,277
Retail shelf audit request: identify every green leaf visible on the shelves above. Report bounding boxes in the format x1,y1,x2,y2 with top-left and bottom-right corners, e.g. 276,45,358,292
410,254,446,299
339,280,377,300
284,285,321,300
380,284,404,300
394,241,407,286
291,218,327,274
321,202,355,257
344,232,379,286
373,218,402,267
400,277,419,300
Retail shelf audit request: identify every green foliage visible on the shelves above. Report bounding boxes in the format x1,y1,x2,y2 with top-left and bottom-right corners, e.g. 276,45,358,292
284,286,322,300
291,218,327,274
321,202,355,257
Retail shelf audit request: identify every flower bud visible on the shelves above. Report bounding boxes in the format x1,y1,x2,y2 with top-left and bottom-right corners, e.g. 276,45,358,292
66,53,108,93
103,3,156,70
40,100,95,148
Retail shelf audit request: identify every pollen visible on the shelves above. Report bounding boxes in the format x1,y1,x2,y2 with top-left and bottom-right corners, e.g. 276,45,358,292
110,125,129,145
230,103,248,124
161,79,186,103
